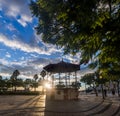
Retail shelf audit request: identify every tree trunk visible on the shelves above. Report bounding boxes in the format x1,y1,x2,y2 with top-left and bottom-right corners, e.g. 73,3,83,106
108,0,112,16
85,83,87,95
94,87,98,96
117,81,120,97
93,83,98,96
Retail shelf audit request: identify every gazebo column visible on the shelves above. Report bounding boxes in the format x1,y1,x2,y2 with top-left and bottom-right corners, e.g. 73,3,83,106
65,73,67,87
52,75,54,88
47,72,49,81
68,72,70,87
59,73,61,84
75,71,77,83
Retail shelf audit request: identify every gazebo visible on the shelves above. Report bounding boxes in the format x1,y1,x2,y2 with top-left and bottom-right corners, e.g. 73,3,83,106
43,60,80,100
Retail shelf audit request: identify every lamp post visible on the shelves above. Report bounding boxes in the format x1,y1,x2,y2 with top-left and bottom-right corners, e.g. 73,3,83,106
94,74,98,96
100,75,105,99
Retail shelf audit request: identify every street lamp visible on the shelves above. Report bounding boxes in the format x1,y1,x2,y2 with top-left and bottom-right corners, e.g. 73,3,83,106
99,74,105,99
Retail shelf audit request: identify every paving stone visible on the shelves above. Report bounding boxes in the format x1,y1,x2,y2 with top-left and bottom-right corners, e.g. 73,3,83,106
0,94,120,116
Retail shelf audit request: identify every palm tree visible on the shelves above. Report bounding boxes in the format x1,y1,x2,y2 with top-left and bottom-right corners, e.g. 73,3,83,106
40,70,46,93
40,70,46,80
12,70,20,79
33,74,38,81
33,74,38,91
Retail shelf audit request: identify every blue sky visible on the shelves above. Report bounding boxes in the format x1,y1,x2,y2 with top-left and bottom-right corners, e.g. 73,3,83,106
0,0,93,79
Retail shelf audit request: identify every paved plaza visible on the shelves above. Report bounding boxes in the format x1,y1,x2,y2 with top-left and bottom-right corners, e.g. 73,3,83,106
0,94,120,116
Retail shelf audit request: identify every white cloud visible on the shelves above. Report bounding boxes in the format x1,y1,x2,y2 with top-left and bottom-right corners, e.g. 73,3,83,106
6,4,20,17
6,52,11,58
0,0,33,27
30,54,38,58
22,14,32,23
33,31,63,54
7,24,16,31
0,58,9,66
62,53,81,64
17,19,27,27
0,34,51,55
17,14,32,27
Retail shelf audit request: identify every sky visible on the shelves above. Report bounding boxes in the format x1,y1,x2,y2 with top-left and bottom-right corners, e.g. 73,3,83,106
0,0,94,80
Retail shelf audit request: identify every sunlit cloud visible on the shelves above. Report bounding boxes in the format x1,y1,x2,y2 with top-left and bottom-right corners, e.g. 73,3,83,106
0,72,12,78
0,57,52,79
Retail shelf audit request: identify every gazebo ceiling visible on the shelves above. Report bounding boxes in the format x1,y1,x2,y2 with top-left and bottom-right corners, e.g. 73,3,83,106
43,60,80,73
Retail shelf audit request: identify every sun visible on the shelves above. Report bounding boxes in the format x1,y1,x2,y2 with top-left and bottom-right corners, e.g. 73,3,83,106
44,83,51,89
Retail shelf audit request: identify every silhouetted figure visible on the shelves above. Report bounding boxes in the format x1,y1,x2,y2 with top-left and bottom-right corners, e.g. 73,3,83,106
112,88,115,95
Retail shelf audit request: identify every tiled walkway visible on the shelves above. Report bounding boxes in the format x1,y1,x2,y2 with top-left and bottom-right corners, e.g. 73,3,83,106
0,94,120,116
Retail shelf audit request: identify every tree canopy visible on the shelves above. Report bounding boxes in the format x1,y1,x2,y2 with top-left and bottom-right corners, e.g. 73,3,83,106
30,0,120,79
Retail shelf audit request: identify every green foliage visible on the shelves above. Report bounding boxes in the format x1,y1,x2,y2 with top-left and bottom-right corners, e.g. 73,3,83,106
0,71,42,93
80,73,95,85
95,77,108,85
30,0,120,80
71,81,81,89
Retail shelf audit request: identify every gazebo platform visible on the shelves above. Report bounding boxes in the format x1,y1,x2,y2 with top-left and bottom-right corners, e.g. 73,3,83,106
46,88,79,100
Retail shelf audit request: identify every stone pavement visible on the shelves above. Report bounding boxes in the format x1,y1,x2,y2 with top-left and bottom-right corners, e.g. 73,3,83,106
0,94,120,116
45,94,120,116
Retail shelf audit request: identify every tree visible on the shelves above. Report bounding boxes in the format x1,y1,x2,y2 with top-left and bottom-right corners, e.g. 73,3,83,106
5,78,12,90
0,76,9,92
24,79,32,91
101,69,120,96
81,73,99,96
81,73,94,86
0,75,2,80
30,0,120,80
81,72,109,98
0,75,4,91
10,70,20,91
